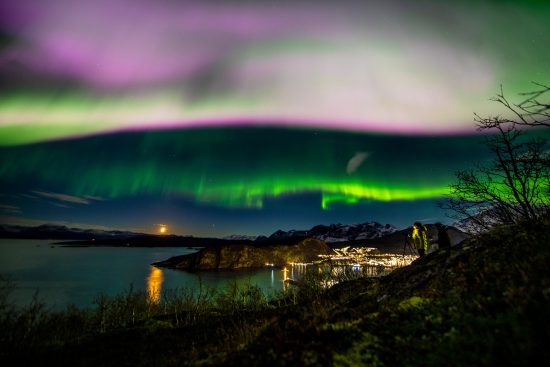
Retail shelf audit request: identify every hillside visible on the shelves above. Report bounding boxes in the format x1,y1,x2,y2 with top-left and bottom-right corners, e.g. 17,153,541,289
153,237,335,270
223,220,550,366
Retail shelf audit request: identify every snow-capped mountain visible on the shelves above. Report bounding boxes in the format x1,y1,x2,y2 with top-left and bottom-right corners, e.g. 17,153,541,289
267,222,397,243
222,234,258,241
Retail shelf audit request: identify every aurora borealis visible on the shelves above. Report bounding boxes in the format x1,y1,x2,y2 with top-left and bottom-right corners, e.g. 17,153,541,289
0,128,491,235
1,0,549,236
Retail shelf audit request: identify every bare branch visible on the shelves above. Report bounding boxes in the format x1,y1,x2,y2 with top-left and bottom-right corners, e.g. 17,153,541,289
446,82,550,231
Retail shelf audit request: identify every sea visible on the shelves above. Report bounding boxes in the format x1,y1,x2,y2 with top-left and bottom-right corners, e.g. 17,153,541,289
0,239,291,310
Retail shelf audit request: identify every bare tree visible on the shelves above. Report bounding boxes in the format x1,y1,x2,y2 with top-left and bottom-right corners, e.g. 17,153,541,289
475,82,550,129
444,83,550,233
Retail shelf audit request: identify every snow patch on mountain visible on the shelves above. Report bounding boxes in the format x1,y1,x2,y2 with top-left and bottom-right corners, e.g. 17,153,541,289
267,222,397,243
222,234,258,241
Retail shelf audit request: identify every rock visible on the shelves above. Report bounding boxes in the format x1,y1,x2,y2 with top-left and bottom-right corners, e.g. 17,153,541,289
153,237,335,270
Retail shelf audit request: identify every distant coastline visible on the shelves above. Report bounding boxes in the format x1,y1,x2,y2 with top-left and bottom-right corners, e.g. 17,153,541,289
0,222,469,252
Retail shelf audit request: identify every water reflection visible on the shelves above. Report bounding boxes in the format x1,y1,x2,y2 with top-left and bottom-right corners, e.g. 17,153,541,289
278,255,414,290
282,267,289,290
147,266,164,303
0,239,413,308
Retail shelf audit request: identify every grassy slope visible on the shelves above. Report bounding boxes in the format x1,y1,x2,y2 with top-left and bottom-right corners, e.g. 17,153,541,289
226,221,550,366
1,221,549,366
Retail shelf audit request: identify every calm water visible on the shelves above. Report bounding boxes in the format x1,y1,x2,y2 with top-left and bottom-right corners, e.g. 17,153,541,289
0,239,288,310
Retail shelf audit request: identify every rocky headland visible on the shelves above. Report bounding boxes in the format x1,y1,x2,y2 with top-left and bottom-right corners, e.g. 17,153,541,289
153,237,335,270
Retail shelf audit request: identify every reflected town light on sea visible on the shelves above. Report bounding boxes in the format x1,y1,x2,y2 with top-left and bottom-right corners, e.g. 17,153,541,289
282,267,289,290
275,250,417,291
147,266,164,303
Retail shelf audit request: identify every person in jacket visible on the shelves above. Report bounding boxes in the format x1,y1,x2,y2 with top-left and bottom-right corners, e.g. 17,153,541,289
432,222,451,250
412,221,428,257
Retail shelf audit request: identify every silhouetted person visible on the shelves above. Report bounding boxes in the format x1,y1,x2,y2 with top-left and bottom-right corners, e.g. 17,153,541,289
412,221,428,257
433,222,451,250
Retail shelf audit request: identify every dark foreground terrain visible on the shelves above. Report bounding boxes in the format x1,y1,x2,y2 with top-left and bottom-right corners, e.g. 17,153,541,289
1,221,549,366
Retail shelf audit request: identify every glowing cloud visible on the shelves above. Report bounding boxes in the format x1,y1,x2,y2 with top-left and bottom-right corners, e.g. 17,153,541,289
346,152,370,174
31,190,92,205
0,204,22,214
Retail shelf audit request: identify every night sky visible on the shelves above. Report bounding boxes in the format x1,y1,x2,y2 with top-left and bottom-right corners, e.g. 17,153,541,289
1,0,549,236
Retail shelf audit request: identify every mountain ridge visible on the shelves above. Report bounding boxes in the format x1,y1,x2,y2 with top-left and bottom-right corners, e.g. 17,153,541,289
0,222,468,252
0,221,398,242
266,221,397,243
0,224,146,240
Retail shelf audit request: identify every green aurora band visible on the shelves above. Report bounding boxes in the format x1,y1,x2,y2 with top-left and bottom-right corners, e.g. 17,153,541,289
0,128,499,209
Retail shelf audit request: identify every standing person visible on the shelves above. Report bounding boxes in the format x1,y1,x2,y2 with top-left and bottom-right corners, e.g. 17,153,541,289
433,222,451,250
412,221,428,257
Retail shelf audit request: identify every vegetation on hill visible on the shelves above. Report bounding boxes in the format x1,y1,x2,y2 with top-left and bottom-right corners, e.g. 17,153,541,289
1,220,549,366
